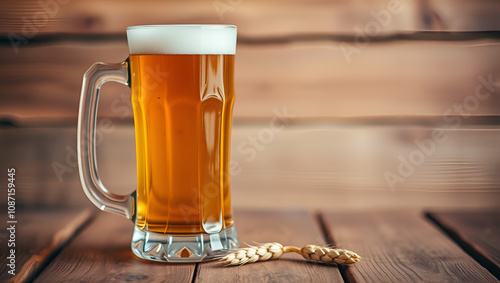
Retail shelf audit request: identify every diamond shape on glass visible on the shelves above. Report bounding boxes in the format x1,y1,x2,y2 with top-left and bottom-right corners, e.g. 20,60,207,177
178,247,193,258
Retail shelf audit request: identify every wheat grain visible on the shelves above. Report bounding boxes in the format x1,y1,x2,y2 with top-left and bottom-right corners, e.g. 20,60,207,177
220,242,361,266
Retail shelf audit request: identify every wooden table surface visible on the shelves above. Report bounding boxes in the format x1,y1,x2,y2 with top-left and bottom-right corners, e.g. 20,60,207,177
0,208,498,282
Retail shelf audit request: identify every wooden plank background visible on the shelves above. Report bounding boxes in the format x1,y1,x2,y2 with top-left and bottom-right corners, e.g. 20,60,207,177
1,2,499,281
1,123,499,208
1,0,500,36
1,41,500,120
0,0,500,120
0,0,498,214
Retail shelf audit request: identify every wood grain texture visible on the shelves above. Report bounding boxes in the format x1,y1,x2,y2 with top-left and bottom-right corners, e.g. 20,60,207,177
431,0,500,31
0,209,94,283
35,212,195,283
1,40,499,120
1,123,500,209
0,0,415,36
321,210,499,283
427,210,500,280
195,210,344,282
1,0,500,36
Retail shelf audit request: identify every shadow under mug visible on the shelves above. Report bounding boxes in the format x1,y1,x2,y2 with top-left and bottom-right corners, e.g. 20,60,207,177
77,25,239,262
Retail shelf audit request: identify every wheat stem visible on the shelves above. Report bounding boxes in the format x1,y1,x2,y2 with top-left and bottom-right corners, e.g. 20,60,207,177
220,242,361,266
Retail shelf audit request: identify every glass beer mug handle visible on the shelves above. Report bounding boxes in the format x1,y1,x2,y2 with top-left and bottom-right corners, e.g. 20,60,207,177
77,60,135,220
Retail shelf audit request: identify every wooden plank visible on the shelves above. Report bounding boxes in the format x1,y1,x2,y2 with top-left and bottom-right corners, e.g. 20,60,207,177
427,210,500,280
195,209,344,282
431,0,500,31
0,209,94,283
0,127,93,208
35,212,195,282
321,211,499,282
1,40,499,120
0,0,417,36
1,0,500,36
2,123,500,209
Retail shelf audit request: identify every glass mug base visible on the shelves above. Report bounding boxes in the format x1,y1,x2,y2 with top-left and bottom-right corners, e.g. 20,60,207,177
131,225,239,262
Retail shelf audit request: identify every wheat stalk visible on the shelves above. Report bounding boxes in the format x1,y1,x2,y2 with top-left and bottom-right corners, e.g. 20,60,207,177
220,242,361,266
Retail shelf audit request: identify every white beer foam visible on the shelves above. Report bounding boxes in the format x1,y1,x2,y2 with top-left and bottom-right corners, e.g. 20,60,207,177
126,25,237,55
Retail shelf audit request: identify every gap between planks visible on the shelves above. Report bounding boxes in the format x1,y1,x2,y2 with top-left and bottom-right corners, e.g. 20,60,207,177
1,31,500,46
191,263,199,283
14,209,95,283
316,212,351,283
426,211,500,281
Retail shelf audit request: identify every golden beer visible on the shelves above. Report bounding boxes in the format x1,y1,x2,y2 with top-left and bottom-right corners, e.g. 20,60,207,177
130,54,235,234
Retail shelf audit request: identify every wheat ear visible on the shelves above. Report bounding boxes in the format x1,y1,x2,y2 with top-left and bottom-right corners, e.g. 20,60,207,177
220,242,361,266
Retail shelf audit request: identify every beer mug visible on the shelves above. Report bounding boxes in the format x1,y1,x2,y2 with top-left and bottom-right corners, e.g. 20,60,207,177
77,25,239,262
